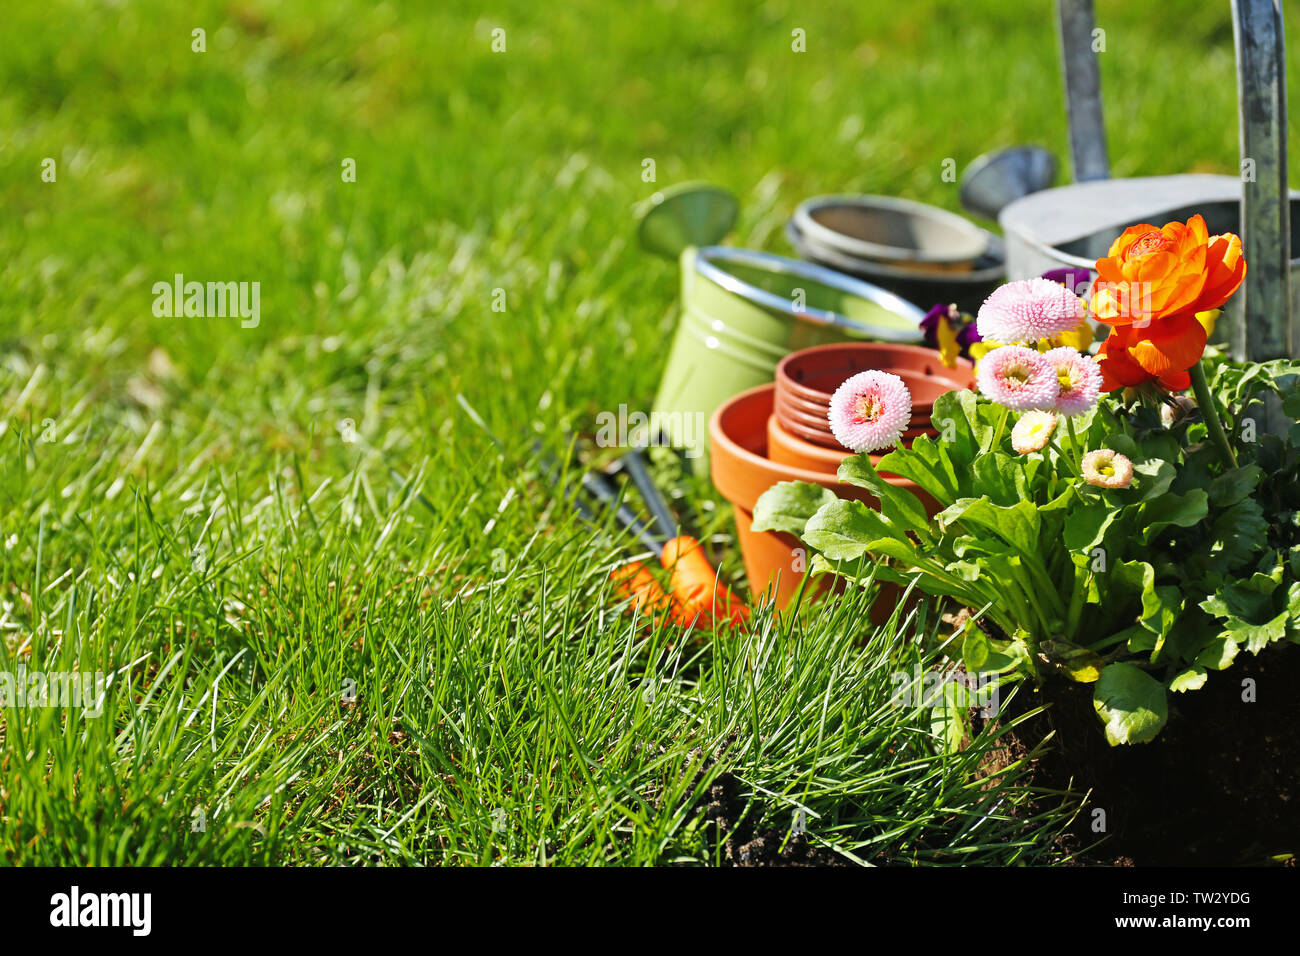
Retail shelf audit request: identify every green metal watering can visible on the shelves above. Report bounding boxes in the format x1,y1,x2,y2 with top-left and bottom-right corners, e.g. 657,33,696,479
639,183,926,462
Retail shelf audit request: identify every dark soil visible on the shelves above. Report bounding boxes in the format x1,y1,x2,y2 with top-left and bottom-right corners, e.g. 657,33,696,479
699,771,850,867
995,642,1300,866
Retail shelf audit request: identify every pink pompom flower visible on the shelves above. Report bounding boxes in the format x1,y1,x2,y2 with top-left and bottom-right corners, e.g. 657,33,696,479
1081,449,1134,489
828,370,912,454
1011,410,1058,454
1043,346,1103,416
975,345,1060,410
976,277,1085,345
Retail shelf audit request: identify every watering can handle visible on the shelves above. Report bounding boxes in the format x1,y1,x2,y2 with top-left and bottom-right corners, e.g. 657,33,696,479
1055,0,1291,363
1232,0,1292,361
1055,0,1110,183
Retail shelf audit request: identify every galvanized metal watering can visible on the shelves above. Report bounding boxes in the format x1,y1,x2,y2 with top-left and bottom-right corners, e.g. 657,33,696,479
1000,0,1293,368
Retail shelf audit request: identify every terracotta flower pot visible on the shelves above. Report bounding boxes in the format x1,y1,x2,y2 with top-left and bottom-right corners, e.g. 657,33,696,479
710,383,939,614
775,402,932,449
773,342,973,450
777,388,938,426
766,414,937,472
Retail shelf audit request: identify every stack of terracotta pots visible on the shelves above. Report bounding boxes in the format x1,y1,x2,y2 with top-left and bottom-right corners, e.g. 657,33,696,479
710,342,975,612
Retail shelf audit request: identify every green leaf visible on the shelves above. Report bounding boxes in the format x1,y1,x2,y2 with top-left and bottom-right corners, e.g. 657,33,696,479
1196,636,1240,671
1062,502,1117,555
1103,560,1155,613
970,453,1024,505
962,625,990,671
1138,585,1183,663
1137,490,1209,542
1200,572,1290,654
876,435,959,504
751,481,838,536
981,636,1033,674
932,389,991,466
1039,639,1105,683
1208,499,1269,571
941,497,1042,561
1169,667,1208,693
930,681,968,754
1119,623,1157,654
801,498,894,561
1288,581,1300,643
1227,611,1287,654
1282,382,1300,419
1093,663,1169,745
1208,465,1265,508
1131,457,1176,501
836,454,933,537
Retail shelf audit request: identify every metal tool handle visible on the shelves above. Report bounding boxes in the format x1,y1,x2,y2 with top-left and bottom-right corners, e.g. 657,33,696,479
620,447,679,540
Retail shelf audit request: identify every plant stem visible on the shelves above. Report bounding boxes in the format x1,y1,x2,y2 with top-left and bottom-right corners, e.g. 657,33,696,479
1188,360,1239,469
989,406,1010,453
1050,435,1080,478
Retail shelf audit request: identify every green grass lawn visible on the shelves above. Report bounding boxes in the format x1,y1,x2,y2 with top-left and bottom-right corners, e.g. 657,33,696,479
2,0,1297,865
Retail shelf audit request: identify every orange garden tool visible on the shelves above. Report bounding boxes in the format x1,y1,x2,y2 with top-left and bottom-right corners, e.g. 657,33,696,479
456,402,747,629
554,446,747,629
604,447,748,629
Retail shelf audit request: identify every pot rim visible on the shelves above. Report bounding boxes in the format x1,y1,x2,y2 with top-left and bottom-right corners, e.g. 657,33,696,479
779,373,958,408
792,194,989,266
692,245,926,342
787,221,1008,285
766,413,917,469
775,342,974,394
710,383,849,503
710,382,920,510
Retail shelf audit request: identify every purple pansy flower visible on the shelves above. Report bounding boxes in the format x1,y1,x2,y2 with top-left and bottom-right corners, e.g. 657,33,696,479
1040,267,1092,298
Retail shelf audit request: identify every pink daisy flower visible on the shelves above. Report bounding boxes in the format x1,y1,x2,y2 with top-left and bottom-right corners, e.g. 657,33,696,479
1081,449,1134,489
975,345,1060,410
976,278,1085,344
1011,410,1058,454
1043,347,1103,416
827,370,912,454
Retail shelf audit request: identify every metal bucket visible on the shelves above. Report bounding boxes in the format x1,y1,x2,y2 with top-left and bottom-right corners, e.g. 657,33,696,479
652,246,925,458
1000,173,1300,348
786,218,1006,314
791,195,989,271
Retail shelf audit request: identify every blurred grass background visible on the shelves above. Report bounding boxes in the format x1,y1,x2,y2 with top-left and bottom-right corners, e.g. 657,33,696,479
0,0,1295,864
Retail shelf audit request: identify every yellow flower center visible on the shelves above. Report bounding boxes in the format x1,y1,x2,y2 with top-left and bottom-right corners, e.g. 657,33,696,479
857,395,882,423
1006,362,1033,386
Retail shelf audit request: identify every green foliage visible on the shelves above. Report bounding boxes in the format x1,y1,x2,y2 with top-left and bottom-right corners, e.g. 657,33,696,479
755,353,1300,746
1093,663,1168,746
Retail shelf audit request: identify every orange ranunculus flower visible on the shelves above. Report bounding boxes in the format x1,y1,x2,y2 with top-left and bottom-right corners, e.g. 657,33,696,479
1090,215,1245,391
1095,328,1192,393
1090,215,1246,327
1197,232,1246,312
1126,311,1207,378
